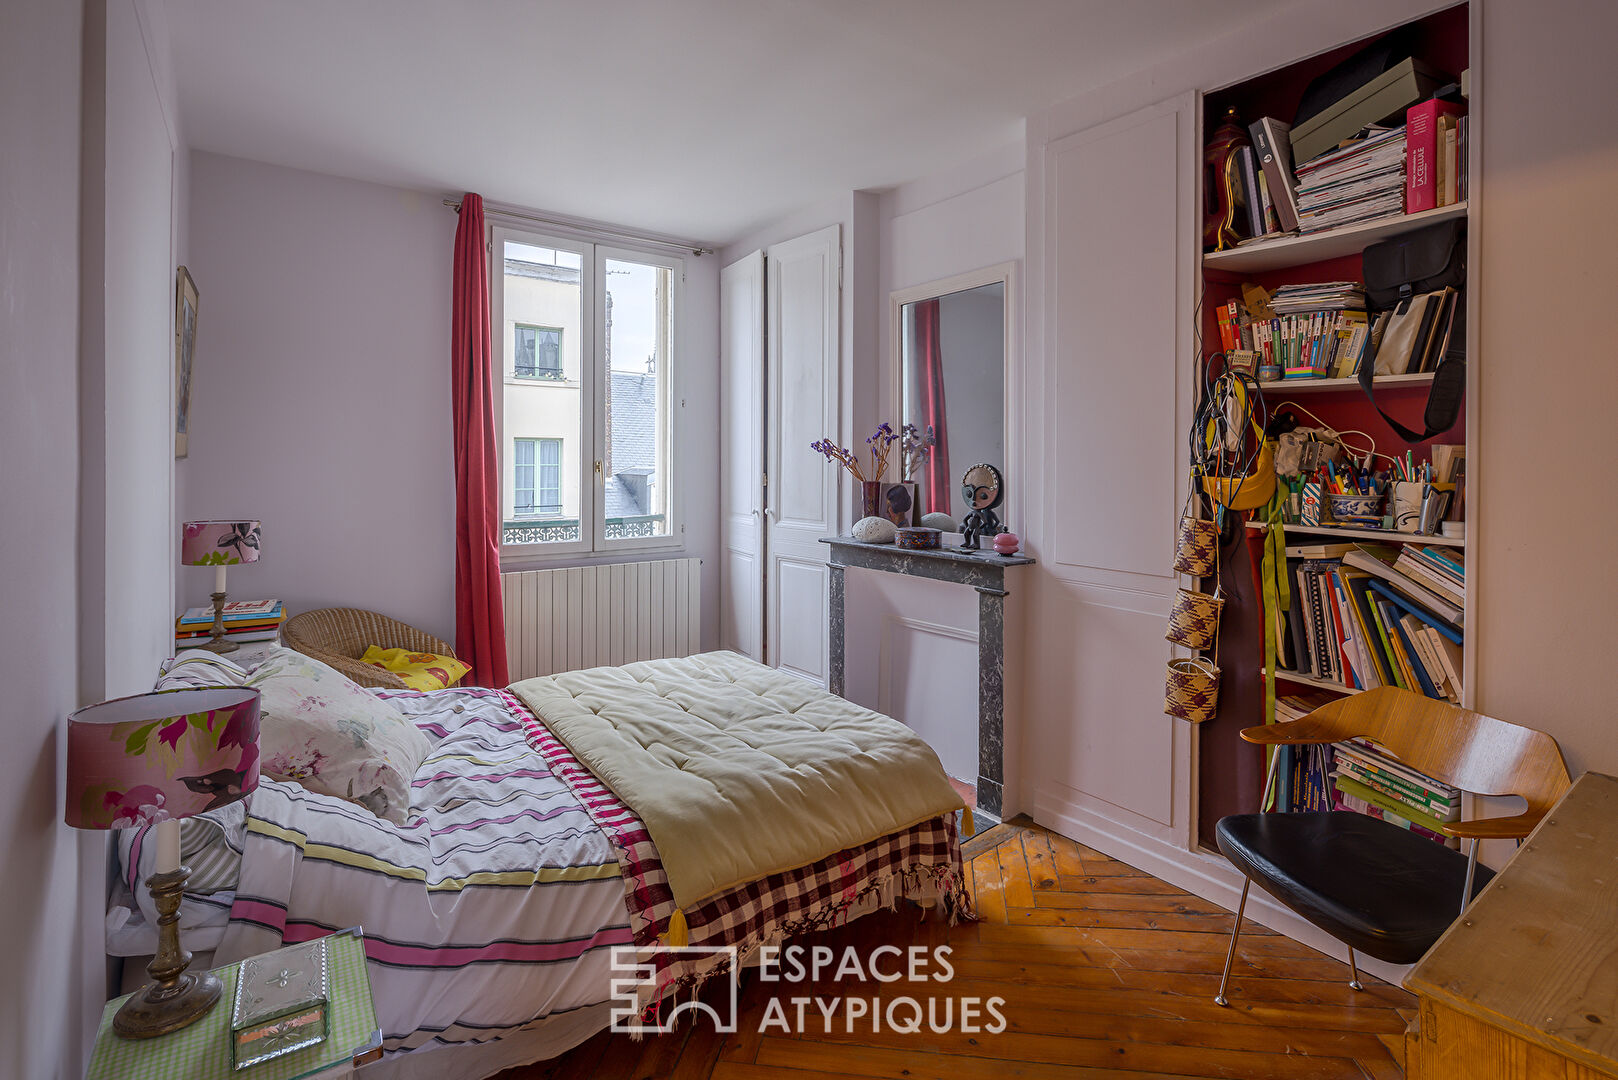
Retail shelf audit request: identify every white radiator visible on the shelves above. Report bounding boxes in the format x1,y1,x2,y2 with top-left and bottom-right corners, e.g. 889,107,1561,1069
502,557,702,680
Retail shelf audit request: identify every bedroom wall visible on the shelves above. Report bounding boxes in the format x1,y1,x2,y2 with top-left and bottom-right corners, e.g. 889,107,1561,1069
839,147,1026,800
182,153,723,651
1,4,86,1075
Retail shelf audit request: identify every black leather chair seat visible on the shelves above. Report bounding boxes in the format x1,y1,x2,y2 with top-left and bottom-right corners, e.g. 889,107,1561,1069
1215,811,1493,966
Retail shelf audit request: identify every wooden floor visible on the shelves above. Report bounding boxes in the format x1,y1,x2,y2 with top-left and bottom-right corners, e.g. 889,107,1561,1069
498,820,1414,1080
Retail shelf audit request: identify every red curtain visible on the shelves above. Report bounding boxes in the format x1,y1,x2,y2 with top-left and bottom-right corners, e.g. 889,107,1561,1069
913,298,951,515
451,194,510,687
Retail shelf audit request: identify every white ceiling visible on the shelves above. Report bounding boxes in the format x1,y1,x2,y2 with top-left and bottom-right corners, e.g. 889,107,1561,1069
165,0,1296,246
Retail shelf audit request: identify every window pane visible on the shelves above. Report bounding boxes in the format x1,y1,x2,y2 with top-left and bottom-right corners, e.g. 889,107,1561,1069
603,258,671,539
504,240,583,545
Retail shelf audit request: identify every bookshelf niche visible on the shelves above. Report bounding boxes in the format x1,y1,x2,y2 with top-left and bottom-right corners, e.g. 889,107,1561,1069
1191,3,1475,851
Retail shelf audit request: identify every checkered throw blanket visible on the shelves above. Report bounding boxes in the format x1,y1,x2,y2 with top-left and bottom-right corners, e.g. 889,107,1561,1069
519,706,972,1009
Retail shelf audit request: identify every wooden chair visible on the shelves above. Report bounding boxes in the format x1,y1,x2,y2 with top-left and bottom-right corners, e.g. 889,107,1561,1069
282,607,457,690
1213,685,1571,1006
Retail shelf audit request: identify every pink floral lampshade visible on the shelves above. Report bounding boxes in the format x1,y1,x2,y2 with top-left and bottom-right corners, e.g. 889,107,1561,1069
64,687,261,830
181,520,262,566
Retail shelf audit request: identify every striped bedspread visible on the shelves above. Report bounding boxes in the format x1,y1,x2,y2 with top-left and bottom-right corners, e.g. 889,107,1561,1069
210,684,970,1063
214,687,632,1055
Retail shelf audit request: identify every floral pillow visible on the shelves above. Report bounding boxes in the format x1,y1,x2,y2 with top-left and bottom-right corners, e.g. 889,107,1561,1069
245,647,432,824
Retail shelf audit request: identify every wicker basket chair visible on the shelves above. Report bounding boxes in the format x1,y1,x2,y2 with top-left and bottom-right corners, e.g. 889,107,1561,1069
282,607,458,690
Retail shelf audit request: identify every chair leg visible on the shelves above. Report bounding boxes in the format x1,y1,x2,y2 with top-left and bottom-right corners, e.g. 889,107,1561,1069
1347,947,1365,992
1214,878,1251,1007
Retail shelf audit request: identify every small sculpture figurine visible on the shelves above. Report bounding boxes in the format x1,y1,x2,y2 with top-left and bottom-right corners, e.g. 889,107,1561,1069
958,463,1004,551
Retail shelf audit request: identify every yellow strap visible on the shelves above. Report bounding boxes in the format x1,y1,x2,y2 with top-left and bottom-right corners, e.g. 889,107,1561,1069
1259,487,1290,811
961,805,975,837
660,907,690,948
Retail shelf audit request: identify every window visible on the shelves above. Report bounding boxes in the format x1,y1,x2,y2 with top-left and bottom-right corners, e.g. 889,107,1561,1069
494,228,679,556
512,438,562,517
514,325,563,380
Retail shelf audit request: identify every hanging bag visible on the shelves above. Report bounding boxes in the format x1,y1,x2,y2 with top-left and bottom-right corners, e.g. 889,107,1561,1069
1360,220,1466,441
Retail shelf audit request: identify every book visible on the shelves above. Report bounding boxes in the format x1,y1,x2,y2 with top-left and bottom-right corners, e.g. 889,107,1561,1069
1333,773,1454,837
1249,116,1302,233
1341,572,1394,688
1343,545,1464,627
178,599,285,625
1395,548,1465,604
1441,114,1460,206
175,628,280,645
1334,745,1457,810
1341,737,1462,800
1239,145,1265,239
1335,759,1458,820
1333,789,1456,848
1367,578,1463,642
1405,98,1466,213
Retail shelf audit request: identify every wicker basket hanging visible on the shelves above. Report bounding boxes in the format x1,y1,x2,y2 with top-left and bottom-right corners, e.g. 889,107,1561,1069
1164,656,1221,724
1165,587,1225,651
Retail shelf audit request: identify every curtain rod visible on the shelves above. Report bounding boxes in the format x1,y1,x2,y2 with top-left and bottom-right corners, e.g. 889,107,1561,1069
443,198,713,257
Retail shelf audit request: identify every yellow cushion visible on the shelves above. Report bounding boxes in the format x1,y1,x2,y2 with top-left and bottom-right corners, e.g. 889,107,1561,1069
360,646,470,691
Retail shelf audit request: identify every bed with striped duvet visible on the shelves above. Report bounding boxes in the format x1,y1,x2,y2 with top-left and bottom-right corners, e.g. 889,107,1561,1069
206,684,967,1068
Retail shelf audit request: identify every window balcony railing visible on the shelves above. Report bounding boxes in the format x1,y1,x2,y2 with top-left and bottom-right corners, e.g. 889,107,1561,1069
503,514,664,545
513,366,566,381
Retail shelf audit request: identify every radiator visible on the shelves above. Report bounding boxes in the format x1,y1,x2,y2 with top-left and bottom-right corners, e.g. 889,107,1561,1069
502,557,702,680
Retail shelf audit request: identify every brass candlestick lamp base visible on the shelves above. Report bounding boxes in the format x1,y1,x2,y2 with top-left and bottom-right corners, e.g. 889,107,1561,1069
198,590,239,654
114,867,223,1039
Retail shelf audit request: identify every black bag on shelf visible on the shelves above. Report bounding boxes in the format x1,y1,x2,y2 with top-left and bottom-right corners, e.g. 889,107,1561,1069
1360,220,1466,441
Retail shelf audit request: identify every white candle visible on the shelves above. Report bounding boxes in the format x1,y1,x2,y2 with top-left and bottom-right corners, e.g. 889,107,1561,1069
214,563,227,596
154,817,181,875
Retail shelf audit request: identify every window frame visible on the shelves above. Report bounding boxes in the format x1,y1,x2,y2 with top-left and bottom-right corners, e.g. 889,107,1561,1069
513,324,565,381
511,437,563,517
491,225,683,566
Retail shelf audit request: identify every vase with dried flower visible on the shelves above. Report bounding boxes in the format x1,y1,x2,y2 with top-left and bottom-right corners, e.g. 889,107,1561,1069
811,424,914,523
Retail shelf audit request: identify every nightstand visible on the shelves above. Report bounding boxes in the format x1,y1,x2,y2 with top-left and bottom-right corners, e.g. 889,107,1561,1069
88,927,381,1079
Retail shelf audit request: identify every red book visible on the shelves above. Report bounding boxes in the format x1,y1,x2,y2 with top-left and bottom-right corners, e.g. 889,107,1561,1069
1405,99,1466,213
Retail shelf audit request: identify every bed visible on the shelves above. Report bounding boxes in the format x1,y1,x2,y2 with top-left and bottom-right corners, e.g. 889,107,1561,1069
115,649,969,1079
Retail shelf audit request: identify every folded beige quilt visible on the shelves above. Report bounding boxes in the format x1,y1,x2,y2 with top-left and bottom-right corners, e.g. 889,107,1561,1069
509,651,964,910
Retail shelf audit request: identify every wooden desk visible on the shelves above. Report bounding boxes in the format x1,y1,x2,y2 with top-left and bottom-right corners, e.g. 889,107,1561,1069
1404,772,1618,1079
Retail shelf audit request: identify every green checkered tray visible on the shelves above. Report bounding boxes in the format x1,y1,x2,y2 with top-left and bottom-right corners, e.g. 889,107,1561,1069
88,927,381,1080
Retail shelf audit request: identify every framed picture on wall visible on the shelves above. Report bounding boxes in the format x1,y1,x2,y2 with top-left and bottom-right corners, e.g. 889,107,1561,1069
174,265,198,459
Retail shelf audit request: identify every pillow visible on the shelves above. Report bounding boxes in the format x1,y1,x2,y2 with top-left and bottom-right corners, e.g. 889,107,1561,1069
246,647,432,824
156,650,250,690
360,646,471,691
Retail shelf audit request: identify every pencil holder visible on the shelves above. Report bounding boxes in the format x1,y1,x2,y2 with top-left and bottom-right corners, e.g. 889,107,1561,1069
1172,514,1218,577
1391,481,1425,533
1165,587,1224,650
1299,481,1324,526
1164,657,1221,724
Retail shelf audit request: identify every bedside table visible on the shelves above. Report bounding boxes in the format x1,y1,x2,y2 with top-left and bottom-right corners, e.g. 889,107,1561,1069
88,927,381,1079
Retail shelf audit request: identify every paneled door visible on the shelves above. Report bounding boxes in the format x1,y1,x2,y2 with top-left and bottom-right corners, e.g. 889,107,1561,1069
765,225,841,683
719,250,765,661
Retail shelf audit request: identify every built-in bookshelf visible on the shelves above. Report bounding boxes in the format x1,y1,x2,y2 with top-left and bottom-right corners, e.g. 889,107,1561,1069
1190,3,1475,848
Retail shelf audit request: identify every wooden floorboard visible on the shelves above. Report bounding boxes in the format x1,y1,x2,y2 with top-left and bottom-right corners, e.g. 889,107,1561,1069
493,820,1411,1079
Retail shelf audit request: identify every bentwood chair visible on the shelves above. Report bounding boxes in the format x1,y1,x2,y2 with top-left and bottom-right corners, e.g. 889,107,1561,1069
1212,686,1571,1006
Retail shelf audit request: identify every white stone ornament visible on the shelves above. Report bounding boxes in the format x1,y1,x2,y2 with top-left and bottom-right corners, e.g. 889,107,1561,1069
852,516,898,543
921,512,957,533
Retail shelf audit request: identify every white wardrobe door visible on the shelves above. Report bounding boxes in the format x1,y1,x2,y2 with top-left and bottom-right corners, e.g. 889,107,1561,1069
765,225,841,683
719,249,765,662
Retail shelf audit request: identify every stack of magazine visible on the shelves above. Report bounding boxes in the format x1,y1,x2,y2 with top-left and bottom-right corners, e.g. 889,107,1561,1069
1294,126,1408,234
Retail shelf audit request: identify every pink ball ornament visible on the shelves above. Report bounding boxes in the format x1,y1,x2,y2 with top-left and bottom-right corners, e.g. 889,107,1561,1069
992,531,1020,556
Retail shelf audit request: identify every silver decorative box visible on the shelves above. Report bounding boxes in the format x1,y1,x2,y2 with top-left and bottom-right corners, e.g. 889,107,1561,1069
230,938,329,1069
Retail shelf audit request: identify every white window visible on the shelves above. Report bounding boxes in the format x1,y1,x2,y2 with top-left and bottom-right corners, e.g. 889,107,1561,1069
513,438,562,518
494,227,680,558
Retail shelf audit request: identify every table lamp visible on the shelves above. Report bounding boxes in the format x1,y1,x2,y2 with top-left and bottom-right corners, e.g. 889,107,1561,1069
181,520,262,653
66,686,261,1038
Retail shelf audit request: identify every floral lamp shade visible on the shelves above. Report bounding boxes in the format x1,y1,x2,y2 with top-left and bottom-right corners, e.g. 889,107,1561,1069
181,520,262,566
64,687,261,830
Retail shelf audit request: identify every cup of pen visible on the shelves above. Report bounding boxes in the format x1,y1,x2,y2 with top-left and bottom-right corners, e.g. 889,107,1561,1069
1328,490,1385,527
1392,481,1426,533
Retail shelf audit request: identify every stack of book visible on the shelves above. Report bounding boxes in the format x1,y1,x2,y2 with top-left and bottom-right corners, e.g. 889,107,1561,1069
1275,692,1340,812
1293,126,1407,234
175,599,286,648
1406,99,1468,213
1332,737,1460,848
1279,542,1462,702
1216,292,1372,380
1393,545,1465,608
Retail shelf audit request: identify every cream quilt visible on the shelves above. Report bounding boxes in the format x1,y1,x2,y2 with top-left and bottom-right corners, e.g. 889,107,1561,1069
509,651,964,910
